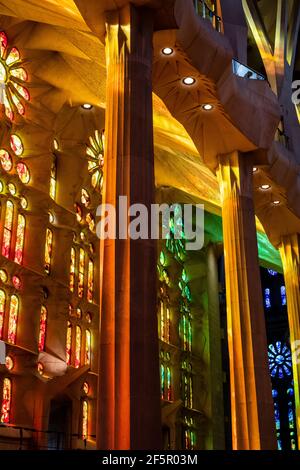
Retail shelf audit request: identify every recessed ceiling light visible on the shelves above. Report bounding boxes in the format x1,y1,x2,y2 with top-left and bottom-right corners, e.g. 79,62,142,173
253,167,258,173
82,103,93,110
183,77,196,86
202,103,214,111
260,184,271,190
273,200,280,205
162,47,173,56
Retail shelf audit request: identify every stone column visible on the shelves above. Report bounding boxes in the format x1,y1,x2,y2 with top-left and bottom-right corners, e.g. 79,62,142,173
217,151,276,449
279,234,300,449
97,4,162,450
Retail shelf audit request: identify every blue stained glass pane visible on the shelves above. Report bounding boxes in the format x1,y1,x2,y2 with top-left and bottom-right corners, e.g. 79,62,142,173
287,388,294,396
288,408,294,429
276,341,282,353
272,389,278,398
283,365,292,376
264,288,271,308
271,367,277,377
268,269,278,276
278,367,284,379
269,344,276,355
280,286,287,306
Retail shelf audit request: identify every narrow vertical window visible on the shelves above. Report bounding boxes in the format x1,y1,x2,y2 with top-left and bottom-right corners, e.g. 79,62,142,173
167,366,171,401
75,325,81,368
85,329,91,366
160,364,165,399
160,301,164,341
87,259,93,303
0,289,6,339
2,201,13,258
50,159,56,200
82,400,88,440
38,306,47,352
66,321,72,365
14,214,25,264
0,378,12,423
7,295,18,344
44,228,53,274
264,288,271,309
281,286,287,306
70,247,76,292
78,248,84,298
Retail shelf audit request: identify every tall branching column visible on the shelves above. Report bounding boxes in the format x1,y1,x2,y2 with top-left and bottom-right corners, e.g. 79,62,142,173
279,234,300,449
218,151,276,449
97,4,161,450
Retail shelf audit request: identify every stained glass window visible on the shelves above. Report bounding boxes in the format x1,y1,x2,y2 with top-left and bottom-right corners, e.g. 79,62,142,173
12,275,21,290
81,189,90,207
75,325,81,368
281,286,287,306
160,364,165,399
2,201,13,258
14,214,25,264
167,366,172,401
0,378,12,423
75,204,83,223
87,259,93,303
50,160,56,200
184,417,196,450
7,183,16,195
10,134,23,156
0,289,6,339
268,341,292,379
82,400,88,439
66,321,72,365
0,32,29,121
38,306,47,352
70,247,76,292
44,228,53,274
264,288,271,309
86,130,104,192
164,206,186,262
16,163,30,184
7,295,19,344
0,149,12,171
5,356,14,371
85,330,91,366
0,270,7,283
182,362,193,408
78,248,85,298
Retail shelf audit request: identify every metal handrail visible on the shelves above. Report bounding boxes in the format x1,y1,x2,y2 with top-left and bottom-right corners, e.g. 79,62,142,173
193,0,222,33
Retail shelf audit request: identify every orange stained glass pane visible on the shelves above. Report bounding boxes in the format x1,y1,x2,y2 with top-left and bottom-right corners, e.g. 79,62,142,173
11,82,30,101
2,201,13,258
82,400,88,439
38,306,47,352
14,214,25,264
66,321,72,365
7,295,18,344
85,330,91,366
0,149,12,171
87,259,93,303
6,47,20,66
10,134,24,156
0,32,8,59
0,378,11,423
78,248,84,298
70,247,76,292
0,289,6,339
10,68,27,81
44,228,53,274
75,325,81,368
17,162,30,184
50,161,56,200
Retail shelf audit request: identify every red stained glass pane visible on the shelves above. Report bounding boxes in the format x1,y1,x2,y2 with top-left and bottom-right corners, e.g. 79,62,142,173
0,289,6,339
7,295,18,344
0,378,11,423
14,214,25,264
38,306,47,352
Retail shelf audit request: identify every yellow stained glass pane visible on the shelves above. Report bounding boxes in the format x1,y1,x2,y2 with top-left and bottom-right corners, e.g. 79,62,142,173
44,228,53,274
0,289,6,339
0,378,11,423
75,325,81,368
14,214,25,264
7,294,19,344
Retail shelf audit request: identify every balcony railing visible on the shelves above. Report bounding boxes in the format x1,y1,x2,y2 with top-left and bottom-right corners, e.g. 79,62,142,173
232,59,266,81
193,0,222,33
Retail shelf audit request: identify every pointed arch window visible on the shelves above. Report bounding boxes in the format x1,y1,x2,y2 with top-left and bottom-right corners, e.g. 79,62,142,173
66,321,72,365
78,248,85,298
14,214,25,264
87,259,93,303
38,306,47,352
70,247,76,292
75,325,81,368
85,329,91,366
182,362,193,409
82,400,88,440
50,159,57,200
2,201,13,258
44,228,53,274
0,378,12,424
0,289,6,339
7,295,19,344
